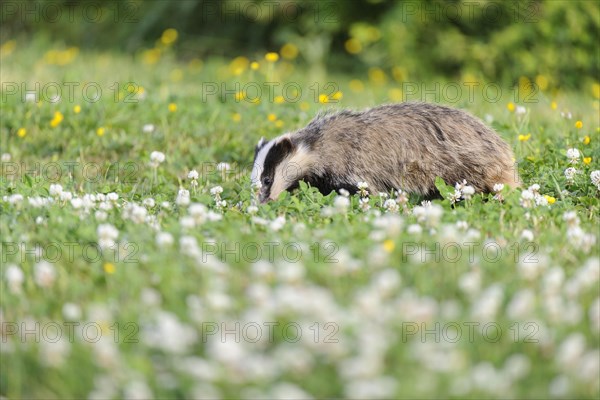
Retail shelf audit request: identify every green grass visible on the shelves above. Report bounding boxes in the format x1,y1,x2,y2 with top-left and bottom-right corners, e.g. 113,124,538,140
1,40,599,399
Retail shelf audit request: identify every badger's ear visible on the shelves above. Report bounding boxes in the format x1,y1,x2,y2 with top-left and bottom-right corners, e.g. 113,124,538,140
279,137,295,154
257,137,265,148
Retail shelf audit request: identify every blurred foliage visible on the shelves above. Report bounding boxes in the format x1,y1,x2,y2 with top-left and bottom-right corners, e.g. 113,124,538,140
1,0,598,90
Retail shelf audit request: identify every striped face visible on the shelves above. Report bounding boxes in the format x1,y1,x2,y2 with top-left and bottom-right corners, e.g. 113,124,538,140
251,136,297,203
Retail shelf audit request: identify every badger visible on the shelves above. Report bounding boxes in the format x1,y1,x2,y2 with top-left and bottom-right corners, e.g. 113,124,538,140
251,102,520,203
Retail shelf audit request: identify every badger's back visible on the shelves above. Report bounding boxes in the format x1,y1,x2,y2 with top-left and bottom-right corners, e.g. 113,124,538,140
294,102,519,196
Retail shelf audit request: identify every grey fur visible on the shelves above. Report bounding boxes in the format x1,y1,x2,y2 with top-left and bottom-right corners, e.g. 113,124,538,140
253,102,520,202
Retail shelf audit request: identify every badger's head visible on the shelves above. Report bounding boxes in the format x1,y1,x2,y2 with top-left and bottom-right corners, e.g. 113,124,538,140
251,135,311,203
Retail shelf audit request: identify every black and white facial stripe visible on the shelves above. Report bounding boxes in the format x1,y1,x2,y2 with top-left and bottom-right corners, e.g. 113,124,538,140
251,136,296,203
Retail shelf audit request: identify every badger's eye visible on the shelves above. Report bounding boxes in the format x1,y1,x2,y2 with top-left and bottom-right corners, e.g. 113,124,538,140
262,177,272,186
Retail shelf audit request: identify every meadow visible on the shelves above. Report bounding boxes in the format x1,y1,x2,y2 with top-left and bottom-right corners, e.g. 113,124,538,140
1,35,599,399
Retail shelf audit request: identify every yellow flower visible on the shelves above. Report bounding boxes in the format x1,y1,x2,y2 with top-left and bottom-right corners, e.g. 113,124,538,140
575,120,583,129
544,195,556,204
507,102,515,112
168,103,177,112
383,239,395,253
583,157,591,165
170,68,183,82
0,40,16,57
345,38,362,54
274,95,285,104
583,135,591,145
234,91,245,101
368,67,387,85
388,88,403,102
593,82,600,99
535,74,548,91
50,111,63,128
330,91,343,101
232,113,241,122
142,48,161,65
280,43,298,60
73,105,81,114
265,52,279,62
250,61,259,70
161,28,178,45
267,113,277,122
275,120,284,128
103,262,116,274
17,128,26,137
550,101,557,110
518,133,531,142
318,94,329,104
300,102,309,111
96,127,105,136
349,79,364,93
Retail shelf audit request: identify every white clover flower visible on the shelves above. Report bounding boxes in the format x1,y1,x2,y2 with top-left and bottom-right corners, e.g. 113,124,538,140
142,198,155,208
339,188,350,197
493,183,504,192
462,185,475,199
62,303,82,320
25,92,37,102
506,289,535,319
59,191,73,202
556,333,585,367
357,181,369,197
176,188,190,206
217,162,231,171
49,184,63,197
156,232,174,247
142,124,155,133
520,189,535,208
161,201,171,209
95,210,108,221
455,179,468,191
35,216,45,224
563,211,579,227
97,223,119,249
560,111,572,119
149,151,166,168
407,224,422,235
590,170,600,189
5,264,24,293
7,194,23,204
528,183,540,194
516,105,527,115
106,192,118,202
334,195,350,212
566,148,581,163
449,190,462,204
34,261,57,288
396,189,408,205
1,153,11,162
247,205,258,214
564,167,578,183
210,186,223,196
188,169,199,180
270,216,285,231
215,199,227,208
521,229,534,241
358,197,371,212
28,197,50,208
534,195,548,207
383,198,399,213
123,380,153,400
70,198,83,209
179,215,196,229
456,220,468,230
